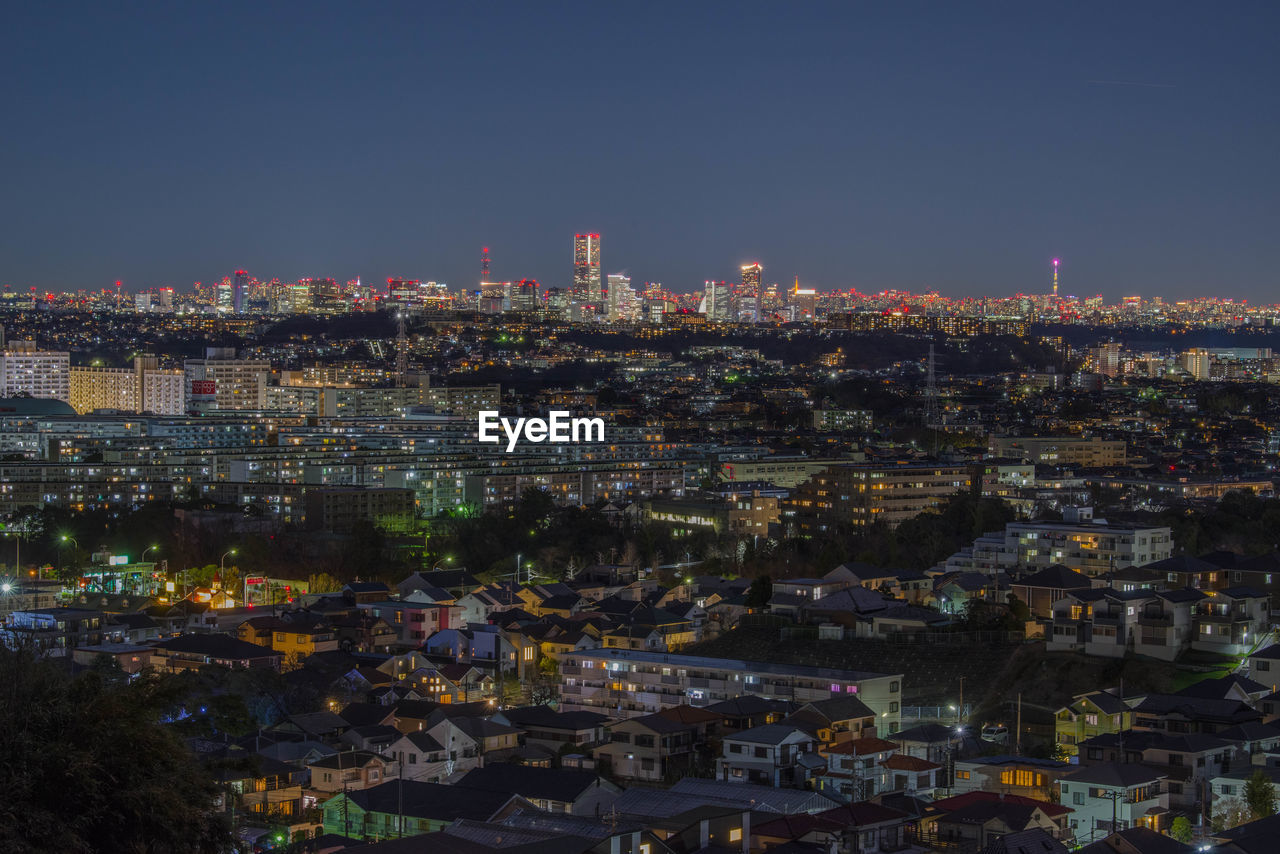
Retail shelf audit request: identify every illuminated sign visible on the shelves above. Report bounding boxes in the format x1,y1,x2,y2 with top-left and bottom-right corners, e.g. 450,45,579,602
108,555,129,566
244,576,267,586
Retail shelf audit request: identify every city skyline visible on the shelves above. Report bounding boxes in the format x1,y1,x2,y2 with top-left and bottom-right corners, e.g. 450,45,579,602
2,2,1277,300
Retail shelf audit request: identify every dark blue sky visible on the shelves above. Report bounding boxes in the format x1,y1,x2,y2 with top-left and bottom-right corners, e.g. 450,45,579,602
2,2,1276,300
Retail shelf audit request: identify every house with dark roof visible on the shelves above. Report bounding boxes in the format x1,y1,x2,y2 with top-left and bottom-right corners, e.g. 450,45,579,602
704,696,797,732
716,724,820,787
1058,763,1170,841
308,750,398,794
754,800,911,854
1131,693,1261,734
919,792,1073,851
148,633,282,672
1076,825,1191,854
1010,565,1094,618
815,735,900,800
386,731,448,782
491,705,610,751
953,755,1073,802
1127,588,1205,661
1075,730,1234,812
1055,689,1143,757
456,764,621,816
1191,586,1269,656
321,780,532,842
594,713,698,784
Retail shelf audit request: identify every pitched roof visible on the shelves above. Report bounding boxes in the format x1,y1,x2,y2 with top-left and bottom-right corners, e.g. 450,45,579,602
456,765,611,803
1063,762,1166,787
881,754,940,771
338,780,524,822
725,724,812,745
1015,564,1092,590
151,633,278,660
1076,825,1193,854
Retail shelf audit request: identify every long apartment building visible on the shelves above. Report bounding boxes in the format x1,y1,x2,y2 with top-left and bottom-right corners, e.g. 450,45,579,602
784,462,972,533
941,507,1173,577
557,648,904,732
988,435,1127,468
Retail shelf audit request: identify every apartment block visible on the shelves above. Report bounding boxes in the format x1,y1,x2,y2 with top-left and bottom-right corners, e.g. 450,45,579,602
785,462,972,532
557,648,903,732
988,435,1127,468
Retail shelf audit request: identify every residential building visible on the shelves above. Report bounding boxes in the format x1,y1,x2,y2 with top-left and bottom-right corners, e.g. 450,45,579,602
1058,764,1169,842
716,724,820,787
557,648,903,732
785,462,972,532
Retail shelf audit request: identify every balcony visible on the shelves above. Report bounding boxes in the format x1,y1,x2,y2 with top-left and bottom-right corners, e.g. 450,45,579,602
1138,612,1174,627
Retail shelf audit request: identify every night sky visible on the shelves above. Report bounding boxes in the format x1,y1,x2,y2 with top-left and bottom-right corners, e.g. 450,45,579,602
2,2,1276,300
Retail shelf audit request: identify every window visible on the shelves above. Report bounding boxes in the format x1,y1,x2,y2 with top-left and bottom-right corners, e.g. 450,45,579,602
729,829,742,843
1085,714,1098,726
890,681,900,693
1259,661,1271,673
1073,792,1084,805
729,744,742,754
955,770,970,780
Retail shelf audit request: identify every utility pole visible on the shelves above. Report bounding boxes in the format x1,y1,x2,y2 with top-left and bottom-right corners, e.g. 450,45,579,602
1016,693,1023,755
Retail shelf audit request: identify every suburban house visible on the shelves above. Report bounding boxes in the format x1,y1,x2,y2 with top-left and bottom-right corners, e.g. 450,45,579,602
716,724,821,787
1058,763,1170,842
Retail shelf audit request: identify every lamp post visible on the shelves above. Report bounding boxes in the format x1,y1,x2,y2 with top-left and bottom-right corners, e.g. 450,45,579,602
59,535,79,582
431,556,452,572
143,544,159,562
220,548,237,605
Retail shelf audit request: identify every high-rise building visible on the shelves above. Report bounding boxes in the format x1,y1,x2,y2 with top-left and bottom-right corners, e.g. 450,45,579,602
0,340,70,402
606,274,634,322
233,270,249,314
68,357,184,415
215,281,234,312
1182,348,1212,381
513,279,540,312
184,348,270,413
741,263,763,322
702,281,732,322
573,233,602,312
791,277,817,320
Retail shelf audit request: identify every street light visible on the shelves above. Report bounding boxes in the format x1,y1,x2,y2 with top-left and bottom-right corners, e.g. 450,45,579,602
143,544,160,562
220,548,237,572
431,556,452,572
59,535,79,582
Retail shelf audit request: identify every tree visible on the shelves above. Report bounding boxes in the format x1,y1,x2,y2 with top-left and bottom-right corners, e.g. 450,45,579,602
0,645,231,852
1245,768,1276,822
308,572,343,594
745,574,772,608
1169,816,1193,843
1212,795,1251,832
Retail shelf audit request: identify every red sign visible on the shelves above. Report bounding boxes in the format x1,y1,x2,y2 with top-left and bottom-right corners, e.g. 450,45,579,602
191,380,216,395
244,576,266,585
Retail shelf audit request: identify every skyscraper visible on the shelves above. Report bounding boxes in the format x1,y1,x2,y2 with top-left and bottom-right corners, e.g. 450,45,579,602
233,270,249,314
573,233,602,312
741,263,763,322
702,281,732,322
607,274,633,322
